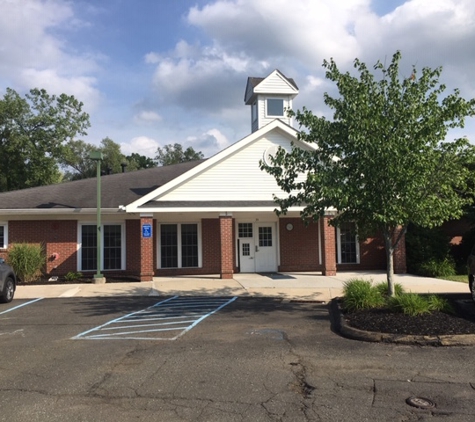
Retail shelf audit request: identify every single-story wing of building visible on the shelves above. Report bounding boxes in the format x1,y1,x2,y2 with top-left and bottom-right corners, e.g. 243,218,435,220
0,70,406,281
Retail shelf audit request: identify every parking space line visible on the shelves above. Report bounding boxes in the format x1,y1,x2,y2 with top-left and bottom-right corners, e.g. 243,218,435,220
0,298,44,315
72,296,237,341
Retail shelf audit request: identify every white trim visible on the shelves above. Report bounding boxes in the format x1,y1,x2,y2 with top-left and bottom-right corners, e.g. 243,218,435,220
336,224,360,264
0,222,8,249
125,120,306,212
156,222,202,269
77,222,126,272
0,208,121,216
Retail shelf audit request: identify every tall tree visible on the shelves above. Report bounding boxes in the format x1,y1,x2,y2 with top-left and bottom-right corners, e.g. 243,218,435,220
0,88,90,191
61,137,139,180
262,51,475,295
155,143,204,166
126,153,156,170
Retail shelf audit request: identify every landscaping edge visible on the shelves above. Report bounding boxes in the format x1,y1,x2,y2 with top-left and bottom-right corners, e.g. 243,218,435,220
330,298,475,347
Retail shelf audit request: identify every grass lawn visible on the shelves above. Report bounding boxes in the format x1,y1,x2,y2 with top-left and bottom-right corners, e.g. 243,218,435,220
437,274,468,283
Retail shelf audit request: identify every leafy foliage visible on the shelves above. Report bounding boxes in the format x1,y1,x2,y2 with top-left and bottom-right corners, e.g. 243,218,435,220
405,224,452,274
155,143,204,166
418,257,456,278
388,293,432,316
262,51,475,295
61,137,141,180
0,88,90,191
126,153,156,170
342,279,385,312
64,271,83,282
374,281,405,297
7,243,45,283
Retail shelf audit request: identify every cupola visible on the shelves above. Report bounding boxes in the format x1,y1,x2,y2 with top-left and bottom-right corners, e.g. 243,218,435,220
244,69,299,133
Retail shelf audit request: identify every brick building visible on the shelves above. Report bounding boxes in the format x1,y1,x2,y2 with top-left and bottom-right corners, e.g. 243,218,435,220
0,70,405,281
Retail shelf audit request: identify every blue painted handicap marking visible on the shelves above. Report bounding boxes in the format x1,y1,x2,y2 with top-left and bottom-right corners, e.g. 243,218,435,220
72,296,237,341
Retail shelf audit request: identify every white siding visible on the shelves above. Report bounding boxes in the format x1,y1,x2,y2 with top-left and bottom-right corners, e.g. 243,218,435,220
257,96,293,129
254,71,297,95
156,130,303,202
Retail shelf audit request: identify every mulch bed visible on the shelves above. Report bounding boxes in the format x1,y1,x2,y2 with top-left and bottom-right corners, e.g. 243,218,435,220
344,306,475,336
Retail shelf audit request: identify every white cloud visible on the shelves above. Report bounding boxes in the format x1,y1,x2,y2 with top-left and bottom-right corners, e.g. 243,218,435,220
133,111,163,124
120,136,160,158
0,0,101,110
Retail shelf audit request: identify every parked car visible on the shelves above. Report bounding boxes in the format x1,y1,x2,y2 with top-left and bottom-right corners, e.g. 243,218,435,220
0,258,16,303
468,247,475,303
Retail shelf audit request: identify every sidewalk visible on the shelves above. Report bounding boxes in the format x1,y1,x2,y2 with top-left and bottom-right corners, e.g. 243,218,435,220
13,271,470,302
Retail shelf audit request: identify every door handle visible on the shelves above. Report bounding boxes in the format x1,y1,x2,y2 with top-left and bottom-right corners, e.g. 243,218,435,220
255,246,259,252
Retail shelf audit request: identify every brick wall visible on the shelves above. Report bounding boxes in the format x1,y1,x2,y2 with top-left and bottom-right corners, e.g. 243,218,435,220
219,215,234,279
7,220,78,275
278,218,321,272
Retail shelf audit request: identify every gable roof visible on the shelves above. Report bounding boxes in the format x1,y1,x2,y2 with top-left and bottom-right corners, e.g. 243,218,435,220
0,160,205,213
244,69,298,105
126,119,309,212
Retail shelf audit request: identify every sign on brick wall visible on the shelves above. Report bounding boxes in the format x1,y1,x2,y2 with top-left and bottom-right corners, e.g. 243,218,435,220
142,223,152,238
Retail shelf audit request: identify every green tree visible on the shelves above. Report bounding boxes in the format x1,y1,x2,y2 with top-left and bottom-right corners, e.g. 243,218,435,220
262,51,475,295
155,143,204,166
126,153,156,170
61,137,139,180
0,88,90,191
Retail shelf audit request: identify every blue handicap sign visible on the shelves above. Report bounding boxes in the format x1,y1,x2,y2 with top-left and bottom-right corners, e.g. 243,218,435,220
142,223,152,238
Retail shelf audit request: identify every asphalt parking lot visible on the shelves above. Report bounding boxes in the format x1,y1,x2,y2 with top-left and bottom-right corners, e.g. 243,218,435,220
1,296,475,421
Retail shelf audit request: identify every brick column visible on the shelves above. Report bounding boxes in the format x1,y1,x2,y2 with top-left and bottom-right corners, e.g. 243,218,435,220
320,215,337,276
139,215,154,281
393,227,407,274
219,215,234,279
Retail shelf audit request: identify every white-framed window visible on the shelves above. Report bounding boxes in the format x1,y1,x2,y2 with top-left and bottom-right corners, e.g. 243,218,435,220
158,223,201,268
266,98,284,117
78,223,125,271
0,223,7,249
337,222,360,264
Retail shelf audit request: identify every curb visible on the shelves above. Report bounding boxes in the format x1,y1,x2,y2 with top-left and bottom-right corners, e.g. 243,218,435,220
330,298,475,347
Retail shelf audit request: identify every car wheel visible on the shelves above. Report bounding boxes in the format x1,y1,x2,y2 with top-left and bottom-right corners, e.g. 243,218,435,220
0,277,14,303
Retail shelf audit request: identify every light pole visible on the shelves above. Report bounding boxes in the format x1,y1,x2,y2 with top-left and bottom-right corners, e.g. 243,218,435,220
89,151,106,283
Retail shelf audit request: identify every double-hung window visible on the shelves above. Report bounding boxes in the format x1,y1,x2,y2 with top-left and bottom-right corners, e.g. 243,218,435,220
0,223,7,249
160,223,200,268
337,222,360,264
79,223,124,271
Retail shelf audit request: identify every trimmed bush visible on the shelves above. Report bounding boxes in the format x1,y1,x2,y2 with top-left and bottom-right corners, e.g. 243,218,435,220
7,243,45,283
342,279,385,312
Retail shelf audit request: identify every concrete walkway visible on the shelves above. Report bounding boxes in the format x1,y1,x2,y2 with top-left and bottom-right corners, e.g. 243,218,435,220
13,271,469,302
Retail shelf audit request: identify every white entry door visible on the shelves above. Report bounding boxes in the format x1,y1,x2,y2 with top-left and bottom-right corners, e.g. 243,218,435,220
255,223,277,273
238,222,277,273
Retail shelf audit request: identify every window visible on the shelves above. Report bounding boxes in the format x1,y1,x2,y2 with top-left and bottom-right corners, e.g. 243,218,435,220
80,224,124,271
259,226,272,247
160,223,199,268
238,223,253,238
266,98,284,117
337,223,359,264
0,224,6,249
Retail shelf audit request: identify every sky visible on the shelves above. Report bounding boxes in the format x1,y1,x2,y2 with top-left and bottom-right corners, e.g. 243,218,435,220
0,0,474,159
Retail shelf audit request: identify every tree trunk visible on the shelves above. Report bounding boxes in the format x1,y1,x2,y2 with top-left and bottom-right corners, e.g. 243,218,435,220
383,231,395,297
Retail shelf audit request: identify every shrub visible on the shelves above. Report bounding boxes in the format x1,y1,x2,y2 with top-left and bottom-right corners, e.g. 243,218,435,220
418,257,456,278
427,295,453,314
64,271,83,282
374,282,405,297
342,279,385,312
389,293,431,316
7,243,45,283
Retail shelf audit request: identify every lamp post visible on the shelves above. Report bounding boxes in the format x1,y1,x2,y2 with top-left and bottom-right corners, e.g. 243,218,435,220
89,151,106,283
